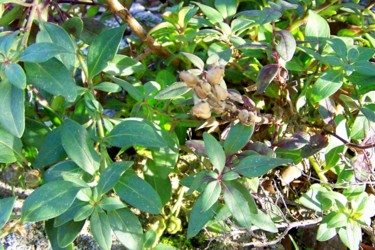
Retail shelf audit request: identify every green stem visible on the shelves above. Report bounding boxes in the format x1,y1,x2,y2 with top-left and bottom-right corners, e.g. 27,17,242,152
309,156,328,183
170,186,188,217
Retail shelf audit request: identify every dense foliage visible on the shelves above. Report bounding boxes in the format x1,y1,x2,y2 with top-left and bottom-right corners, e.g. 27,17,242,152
0,0,374,249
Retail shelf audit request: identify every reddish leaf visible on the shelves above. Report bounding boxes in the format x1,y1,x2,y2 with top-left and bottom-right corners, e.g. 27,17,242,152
256,64,278,93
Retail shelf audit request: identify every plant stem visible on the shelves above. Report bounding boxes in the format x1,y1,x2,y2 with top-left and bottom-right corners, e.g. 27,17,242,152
309,156,328,183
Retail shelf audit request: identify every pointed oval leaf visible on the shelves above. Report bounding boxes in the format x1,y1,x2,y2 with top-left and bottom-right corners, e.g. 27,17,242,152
256,64,278,94
203,132,226,173
99,197,125,211
114,173,162,214
310,70,343,103
0,127,23,163
57,220,85,248
180,52,205,70
25,58,77,102
200,180,221,213
0,196,16,228
34,127,67,169
106,118,168,150
224,122,254,156
215,0,238,19
187,194,217,239
87,26,126,81
53,199,87,227
108,208,143,250
154,82,191,100
90,210,112,250
276,30,296,62
305,10,330,47
97,161,133,195
19,43,73,63
103,54,145,76
37,22,76,72
4,63,26,89
223,184,252,228
61,120,100,175
250,209,278,233
234,155,292,177
0,79,25,137
45,219,74,250
21,180,81,222
109,76,143,101
193,2,223,24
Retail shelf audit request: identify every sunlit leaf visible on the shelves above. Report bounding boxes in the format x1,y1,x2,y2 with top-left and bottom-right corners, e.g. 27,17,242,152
275,30,296,61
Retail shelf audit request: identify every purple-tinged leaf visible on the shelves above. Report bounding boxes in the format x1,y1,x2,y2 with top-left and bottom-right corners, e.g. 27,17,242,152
256,64,278,93
275,30,296,62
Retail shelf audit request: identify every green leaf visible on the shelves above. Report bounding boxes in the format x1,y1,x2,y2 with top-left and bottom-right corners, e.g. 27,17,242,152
106,118,168,150
353,61,375,76
200,180,221,213
0,197,16,228
250,209,278,233
108,208,143,250
73,203,94,221
223,184,252,228
338,221,362,250
103,54,145,76
154,82,191,100
43,161,82,184
228,181,258,213
61,120,100,175
215,0,238,19
360,106,375,123
114,172,162,214
53,200,87,227
187,194,217,239
99,197,125,211
193,2,223,24
317,222,337,241
328,38,347,59
305,10,330,48
37,22,76,72
90,210,112,250
180,52,205,70
326,212,348,228
34,127,67,169
19,43,73,63
57,220,85,248
24,58,77,102
234,155,292,177
0,126,22,163
63,17,83,38
4,63,26,89
97,161,133,195
222,171,240,181
144,174,172,206
203,132,226,173
224,122,254,156
21,180,81,222
87,26,126,81
45,219,74,250
0,79,25,137
297,184,330,212
256,64,278,93
93,82,122,93
310,70,343,103
109,76,143,101
276,30,296,62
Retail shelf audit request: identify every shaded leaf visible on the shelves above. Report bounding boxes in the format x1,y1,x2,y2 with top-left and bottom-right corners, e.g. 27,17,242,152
87,26,126,80
22,180,81,222
20,43,72,63
256,64,278,93
97,161,133,195
108,208,143,250
154,82,190,100
61,120,100,175
63,17,83,38
114,173,162,214
203,132,226,173
0,197,16,228
234,155,292,177
223,184,252,228
276,132,310,150
45,219,74,250
57,220,85,248
276,30,296,61
224,122,254,156
0,127,23,163
25,58,77,102
0,79,25,137
200,180,221,212
4,63,26,89
90,210,112,250
93,82,122,93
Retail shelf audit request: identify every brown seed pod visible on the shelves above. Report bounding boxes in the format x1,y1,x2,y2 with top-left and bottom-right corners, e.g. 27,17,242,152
194,81,211,99
191,101,211,119
23,169,41,188
206,65,225,85
3,164,22,185
179,70,200,87
238,109,249,124
212,85,228,101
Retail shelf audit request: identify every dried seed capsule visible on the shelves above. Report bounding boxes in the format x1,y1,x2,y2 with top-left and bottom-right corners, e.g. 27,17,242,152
23,169,41,188
238,109,249,124
179,70,200,87
206,65,225,85
212,85,228,101
191,101,211,119
3,164,22,185
194,81,211,99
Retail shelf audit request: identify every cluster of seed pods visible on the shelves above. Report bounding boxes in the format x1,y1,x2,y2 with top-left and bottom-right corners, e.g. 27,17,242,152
179,65,259,126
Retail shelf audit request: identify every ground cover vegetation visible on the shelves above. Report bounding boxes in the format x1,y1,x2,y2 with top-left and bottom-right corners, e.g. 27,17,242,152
0,0,375,249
